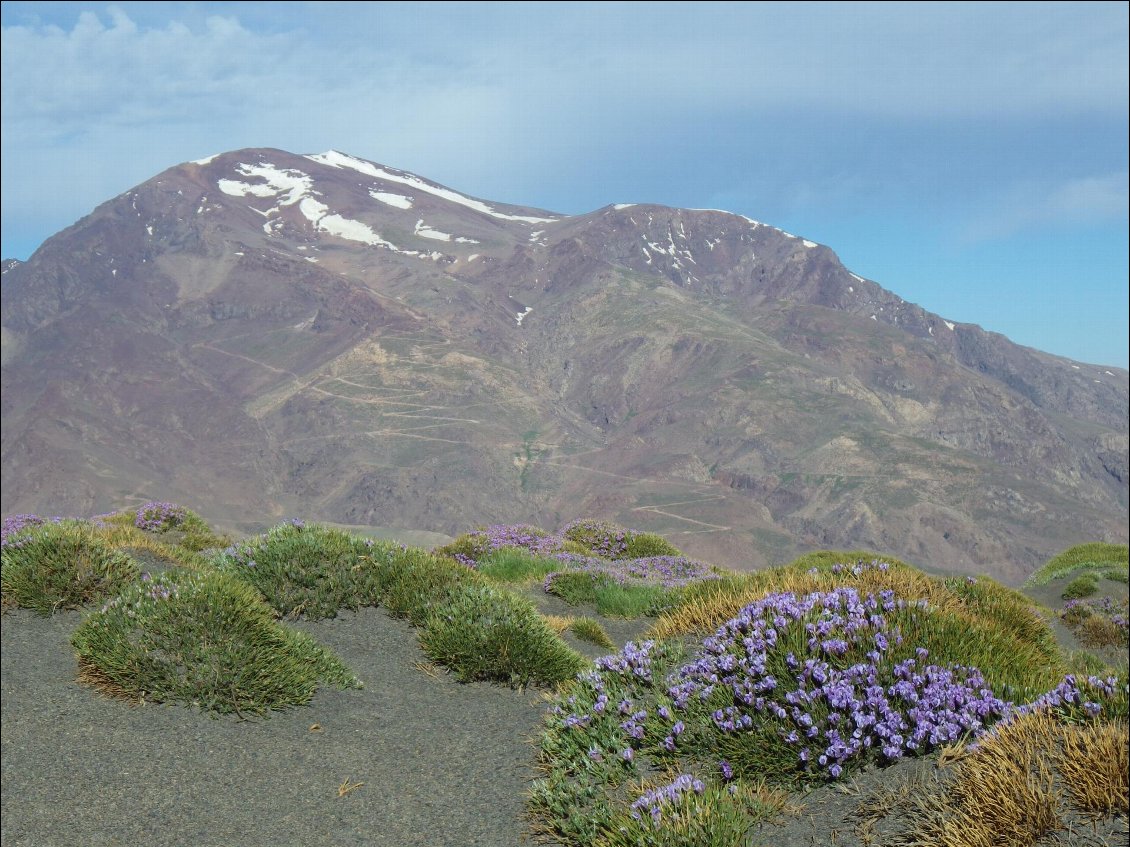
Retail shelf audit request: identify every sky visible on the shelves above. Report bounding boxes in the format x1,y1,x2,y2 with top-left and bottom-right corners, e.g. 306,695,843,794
1,2,1127,368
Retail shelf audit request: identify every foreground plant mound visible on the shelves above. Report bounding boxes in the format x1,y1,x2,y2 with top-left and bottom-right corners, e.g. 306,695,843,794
1,519,140,615
210,521,381,619
530,561,1113,846
71,568,360,715
421,583,587,686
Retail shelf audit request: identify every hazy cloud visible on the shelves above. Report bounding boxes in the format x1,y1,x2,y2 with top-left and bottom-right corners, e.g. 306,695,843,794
961,171,1130,242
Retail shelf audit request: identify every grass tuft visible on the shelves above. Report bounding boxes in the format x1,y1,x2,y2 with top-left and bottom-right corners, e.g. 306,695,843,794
1,520,140,614
420,583,586,686
569,617,615,649
71,567,360,715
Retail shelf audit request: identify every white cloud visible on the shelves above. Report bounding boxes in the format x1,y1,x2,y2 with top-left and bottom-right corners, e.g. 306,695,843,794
961,172,1130,242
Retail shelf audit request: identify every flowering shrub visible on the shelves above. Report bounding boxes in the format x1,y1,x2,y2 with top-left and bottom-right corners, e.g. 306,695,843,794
1,514,53,549
546,554,717,592
134,502,188,532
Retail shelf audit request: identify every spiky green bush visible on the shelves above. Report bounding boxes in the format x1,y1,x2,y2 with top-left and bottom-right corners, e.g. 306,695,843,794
1063,573,1100,600
71,568,360,715
622,532,682,559
373,545,480,624
420,583,586,686
209,521,382,619
1,520,140,615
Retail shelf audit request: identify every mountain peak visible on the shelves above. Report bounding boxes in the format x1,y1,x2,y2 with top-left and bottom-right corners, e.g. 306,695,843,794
2,149,1126,581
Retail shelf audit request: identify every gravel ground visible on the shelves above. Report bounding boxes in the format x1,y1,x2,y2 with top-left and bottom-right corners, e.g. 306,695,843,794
1,606,555,847
4,588,1127,847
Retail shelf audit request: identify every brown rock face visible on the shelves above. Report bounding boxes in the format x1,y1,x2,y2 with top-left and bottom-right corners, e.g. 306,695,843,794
2,149,1126,583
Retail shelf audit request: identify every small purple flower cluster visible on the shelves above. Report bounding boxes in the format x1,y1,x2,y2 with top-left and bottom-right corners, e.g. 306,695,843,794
629,774,705,826
456,524,571,565
1010,673,1121,721
1,514,51,549
134,502,187,532
550,642,657,738
543,554,716,592
665,584,1010,776
1061,597,1130,635
100,573,183,615
218,542,258,569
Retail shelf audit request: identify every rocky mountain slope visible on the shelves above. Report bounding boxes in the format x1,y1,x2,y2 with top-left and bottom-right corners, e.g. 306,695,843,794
2,148,1126,582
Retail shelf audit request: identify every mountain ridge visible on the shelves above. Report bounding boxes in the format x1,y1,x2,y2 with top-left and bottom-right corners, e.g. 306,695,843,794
2,148,1126,583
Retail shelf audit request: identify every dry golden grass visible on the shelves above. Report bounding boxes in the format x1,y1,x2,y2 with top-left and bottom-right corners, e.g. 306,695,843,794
542,614,574,635
1057,719,1129,817
648,558,1047,647
902,711,1061,847
89,523,210,570
1077,615,1126,648
898,712,1128,846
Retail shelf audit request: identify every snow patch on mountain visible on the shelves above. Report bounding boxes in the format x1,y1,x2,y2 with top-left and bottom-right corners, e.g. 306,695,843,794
218,163,311,206
415,220,452,241
371,191,413,209
192,154,220,166
307,150,559,225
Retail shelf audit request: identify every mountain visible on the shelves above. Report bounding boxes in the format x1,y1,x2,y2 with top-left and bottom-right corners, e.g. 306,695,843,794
2,148,1126,582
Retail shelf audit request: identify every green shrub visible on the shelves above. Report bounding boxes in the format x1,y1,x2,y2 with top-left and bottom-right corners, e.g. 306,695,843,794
1,520,140,615
420,583,586,686
546,570,607,606
546,570,680,619
210,522,381,619
562,519,681,560
374,546,479,624
593,582,678,619
1063,574,1100,601
1104,569,1129,584
71,568,360,715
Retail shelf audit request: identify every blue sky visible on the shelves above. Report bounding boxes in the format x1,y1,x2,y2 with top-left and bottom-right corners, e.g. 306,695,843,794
2,2,1127,367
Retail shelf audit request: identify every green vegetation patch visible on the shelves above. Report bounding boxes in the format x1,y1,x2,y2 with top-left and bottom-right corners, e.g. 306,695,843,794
421,583,586,686
569,617,615,649
530,559,1110,845
1062,573,1100,600
562,519,682,560
2,519,140,615
71,567,360,716
1026,543,1129,587
209,521,382,619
